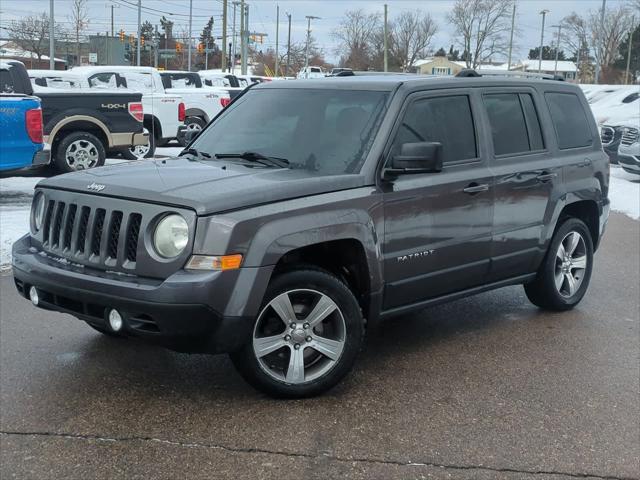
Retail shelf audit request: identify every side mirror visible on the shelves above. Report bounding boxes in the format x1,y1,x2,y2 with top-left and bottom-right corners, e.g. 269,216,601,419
385,142,443,177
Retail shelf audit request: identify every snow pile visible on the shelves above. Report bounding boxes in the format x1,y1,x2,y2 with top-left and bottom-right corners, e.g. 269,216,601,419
609,166,640,220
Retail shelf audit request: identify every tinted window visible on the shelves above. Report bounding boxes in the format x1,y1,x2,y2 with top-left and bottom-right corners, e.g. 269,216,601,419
545,92,592,149
520,94,544,151
392,95,477,164
484,94,529,155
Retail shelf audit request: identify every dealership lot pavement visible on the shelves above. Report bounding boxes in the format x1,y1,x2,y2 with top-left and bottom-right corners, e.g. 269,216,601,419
1,212,638,479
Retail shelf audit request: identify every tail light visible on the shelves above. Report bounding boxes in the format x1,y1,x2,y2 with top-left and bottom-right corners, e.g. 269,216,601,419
128,102,144,122
220,98,231,108
178,102,186,122
25,108,43,144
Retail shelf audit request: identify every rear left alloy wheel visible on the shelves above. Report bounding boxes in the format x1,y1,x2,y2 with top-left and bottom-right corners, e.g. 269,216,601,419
230,268,364,398
525,217,594,311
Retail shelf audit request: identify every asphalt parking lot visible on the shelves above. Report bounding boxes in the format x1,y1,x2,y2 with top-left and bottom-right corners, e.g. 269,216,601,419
1,212,638,480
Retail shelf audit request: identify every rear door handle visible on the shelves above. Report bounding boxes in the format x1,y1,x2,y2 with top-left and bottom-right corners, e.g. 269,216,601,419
463,183,489,194
536,172,557,182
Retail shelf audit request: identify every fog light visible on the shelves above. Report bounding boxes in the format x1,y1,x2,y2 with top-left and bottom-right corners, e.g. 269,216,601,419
108,309,123,332
29,286,39,306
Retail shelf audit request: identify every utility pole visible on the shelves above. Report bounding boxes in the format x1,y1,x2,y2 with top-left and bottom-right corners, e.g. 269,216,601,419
275,5,279,77
240,0,245,75
625,18,635,85
507,1,516,70
136,0,141,66
286,12,291,76
154,24,159,68
222,0,227,72
595,0,606,84
49,0,54,69
304,16,320,78
383,4,388,72
538,9,549,73
552,24,562,76
241,3,249,75
231,2,238,74
111,4,115,36
188,0,193,71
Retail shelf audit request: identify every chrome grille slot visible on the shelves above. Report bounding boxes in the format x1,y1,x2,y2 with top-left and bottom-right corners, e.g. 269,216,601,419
76,206,90,254
126,213,142,263
107,211,123,260
51,202,66,249
42,200,55,245
63,204,77,251
91,209,106,257
621,127,639,146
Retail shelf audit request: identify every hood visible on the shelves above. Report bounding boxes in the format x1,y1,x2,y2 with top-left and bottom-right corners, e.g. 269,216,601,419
38,157,366,215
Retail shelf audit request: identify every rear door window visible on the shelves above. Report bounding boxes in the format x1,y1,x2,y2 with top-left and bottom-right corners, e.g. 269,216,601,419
545,92,593,149
484,93,544,156
391,95,477,164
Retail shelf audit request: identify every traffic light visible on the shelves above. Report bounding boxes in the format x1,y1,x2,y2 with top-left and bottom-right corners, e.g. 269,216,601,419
197,43,204,54
141,36,145,46
119,30,125,42
175,42,183,53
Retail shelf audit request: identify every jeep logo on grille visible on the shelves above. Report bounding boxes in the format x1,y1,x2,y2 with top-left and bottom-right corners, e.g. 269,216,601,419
87,182,106,192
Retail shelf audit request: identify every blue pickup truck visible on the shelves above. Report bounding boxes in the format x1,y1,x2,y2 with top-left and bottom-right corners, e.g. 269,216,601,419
0,65,49,175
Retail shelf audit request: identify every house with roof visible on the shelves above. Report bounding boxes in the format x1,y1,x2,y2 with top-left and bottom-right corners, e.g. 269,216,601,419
0,41,67,70
510,59,578,81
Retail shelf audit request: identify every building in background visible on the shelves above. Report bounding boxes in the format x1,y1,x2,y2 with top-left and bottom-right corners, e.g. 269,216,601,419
0,41,67,69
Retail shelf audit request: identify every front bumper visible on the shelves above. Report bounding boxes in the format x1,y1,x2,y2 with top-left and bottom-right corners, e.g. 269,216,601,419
618,145,640,173
11,235,272,354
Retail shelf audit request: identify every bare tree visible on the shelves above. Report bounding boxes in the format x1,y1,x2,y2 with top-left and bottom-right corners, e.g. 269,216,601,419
390,10,438,71
69,0,89,65
331,9,381,70
6,13,57,66
562,13,591,82
448,0,512,68
590,4,633,82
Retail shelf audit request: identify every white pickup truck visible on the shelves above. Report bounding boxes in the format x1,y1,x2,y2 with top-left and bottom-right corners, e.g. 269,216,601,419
198,70,246,100
31,66,185,158
159,71,230,143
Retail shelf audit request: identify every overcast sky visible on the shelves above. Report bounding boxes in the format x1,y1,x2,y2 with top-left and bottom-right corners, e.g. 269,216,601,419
0,0,633,63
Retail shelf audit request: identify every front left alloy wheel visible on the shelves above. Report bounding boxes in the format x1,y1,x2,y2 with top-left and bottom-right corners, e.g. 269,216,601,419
230,268,365,398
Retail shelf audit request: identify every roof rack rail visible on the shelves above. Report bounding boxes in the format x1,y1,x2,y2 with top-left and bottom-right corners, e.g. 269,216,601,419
455,68,565,81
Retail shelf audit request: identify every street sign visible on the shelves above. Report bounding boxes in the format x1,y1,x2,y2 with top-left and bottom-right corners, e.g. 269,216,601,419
89,52,98,63
159,52,176,59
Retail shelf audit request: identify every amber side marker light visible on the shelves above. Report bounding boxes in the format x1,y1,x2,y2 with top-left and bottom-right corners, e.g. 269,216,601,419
186,254,243,271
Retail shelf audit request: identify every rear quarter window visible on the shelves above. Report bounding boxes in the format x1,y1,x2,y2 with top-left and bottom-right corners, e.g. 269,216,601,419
545,92,593,150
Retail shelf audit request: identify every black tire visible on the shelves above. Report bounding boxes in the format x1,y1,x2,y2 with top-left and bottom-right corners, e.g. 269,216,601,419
54,131,106,174
230,268,365,398
121,131,156,160
524,217,594,311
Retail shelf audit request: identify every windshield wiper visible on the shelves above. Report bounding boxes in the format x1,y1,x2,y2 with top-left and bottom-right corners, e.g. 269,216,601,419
179,147,212,159
214,151,289,168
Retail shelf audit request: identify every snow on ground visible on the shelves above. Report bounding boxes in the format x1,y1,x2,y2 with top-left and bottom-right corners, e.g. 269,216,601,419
609,165,640,220
1,148,640,268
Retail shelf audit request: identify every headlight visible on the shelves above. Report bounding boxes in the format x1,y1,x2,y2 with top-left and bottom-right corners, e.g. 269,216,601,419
32,193,46,232
153,214,189,258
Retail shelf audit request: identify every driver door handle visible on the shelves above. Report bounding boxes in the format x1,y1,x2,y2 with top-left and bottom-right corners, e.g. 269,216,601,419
463,183,489,194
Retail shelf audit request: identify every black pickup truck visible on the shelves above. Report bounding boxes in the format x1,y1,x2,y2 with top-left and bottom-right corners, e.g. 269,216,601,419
1,61,147,173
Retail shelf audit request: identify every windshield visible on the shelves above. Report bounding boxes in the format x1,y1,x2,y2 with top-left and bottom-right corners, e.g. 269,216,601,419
192,88,388,175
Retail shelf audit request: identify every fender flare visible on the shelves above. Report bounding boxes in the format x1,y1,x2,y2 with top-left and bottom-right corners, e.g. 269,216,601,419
47,115,112,147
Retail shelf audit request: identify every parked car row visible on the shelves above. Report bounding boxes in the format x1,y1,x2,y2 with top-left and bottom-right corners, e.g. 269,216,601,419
1,61,147,174
581,83,640,174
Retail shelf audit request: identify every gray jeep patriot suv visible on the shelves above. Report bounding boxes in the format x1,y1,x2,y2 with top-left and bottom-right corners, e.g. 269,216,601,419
12,74,610,397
